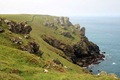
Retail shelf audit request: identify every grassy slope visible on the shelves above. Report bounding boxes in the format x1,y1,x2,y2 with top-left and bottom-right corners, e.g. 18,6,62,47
0,14,119,80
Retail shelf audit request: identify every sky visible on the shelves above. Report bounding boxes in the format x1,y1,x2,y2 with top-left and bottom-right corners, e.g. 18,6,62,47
0,0,120,16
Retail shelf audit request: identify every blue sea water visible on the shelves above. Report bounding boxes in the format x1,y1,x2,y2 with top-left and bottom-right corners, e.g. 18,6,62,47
70,16,120,77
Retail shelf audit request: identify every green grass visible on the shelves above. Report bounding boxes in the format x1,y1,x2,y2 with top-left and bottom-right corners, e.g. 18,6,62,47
0,14,119,80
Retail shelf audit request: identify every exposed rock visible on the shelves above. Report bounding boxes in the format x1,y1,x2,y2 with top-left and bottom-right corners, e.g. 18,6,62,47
4,20,32,34
4,19,11,25
43,60,66,72
80,27,85,36
61,26,68,30
42,35,74,61
0,27,5,33
10,37,23,45
19,41,43,57
73,36,100,57
42,35,104,67
72,36,105,67
61,32,73,38
24,34,30,39
54,17,73,27
43,69,49,73
43,20,58,29
74,24,80,29
22,24,32,34
54,17,60,24
53,58,63,66
20,41,40,53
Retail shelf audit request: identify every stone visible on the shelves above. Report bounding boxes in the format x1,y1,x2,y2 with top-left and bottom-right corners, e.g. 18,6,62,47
43,69,49,73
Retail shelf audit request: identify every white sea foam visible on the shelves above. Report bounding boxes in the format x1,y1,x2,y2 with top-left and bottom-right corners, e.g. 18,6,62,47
112,62,116,65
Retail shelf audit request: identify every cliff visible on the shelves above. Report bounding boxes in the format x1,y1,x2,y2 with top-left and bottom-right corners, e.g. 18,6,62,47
0,14,118,80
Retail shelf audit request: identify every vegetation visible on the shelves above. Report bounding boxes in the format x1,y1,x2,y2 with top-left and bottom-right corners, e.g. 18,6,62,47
0,14,119,80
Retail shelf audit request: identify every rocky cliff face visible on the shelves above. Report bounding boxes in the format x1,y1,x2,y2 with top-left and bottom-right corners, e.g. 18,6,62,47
41,16,104,67
42,35,104,67
73,36,104,66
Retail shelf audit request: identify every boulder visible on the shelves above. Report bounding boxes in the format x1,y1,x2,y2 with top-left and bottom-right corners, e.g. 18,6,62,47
43,69,49,73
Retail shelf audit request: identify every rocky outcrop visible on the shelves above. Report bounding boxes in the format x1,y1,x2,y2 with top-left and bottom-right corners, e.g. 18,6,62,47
72,36,104,66
43,20,58,30
42,35,74,60
8,22,32,34
53,58,63,66
54,17,73,27
19,41,43,57
74,24,80,29
3,19,32,34
20,41,40,53
61,32,73,38
80,27,85,36
42,35,104,67
10,37,23,45
73,36,100,57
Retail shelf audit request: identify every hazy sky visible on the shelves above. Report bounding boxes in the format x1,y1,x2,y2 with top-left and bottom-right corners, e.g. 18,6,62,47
0,0,120,16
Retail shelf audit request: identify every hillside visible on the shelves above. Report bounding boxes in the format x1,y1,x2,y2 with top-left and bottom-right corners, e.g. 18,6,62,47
0,14,119,80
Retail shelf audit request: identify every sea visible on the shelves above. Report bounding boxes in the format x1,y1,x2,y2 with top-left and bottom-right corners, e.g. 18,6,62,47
70,16,120,77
